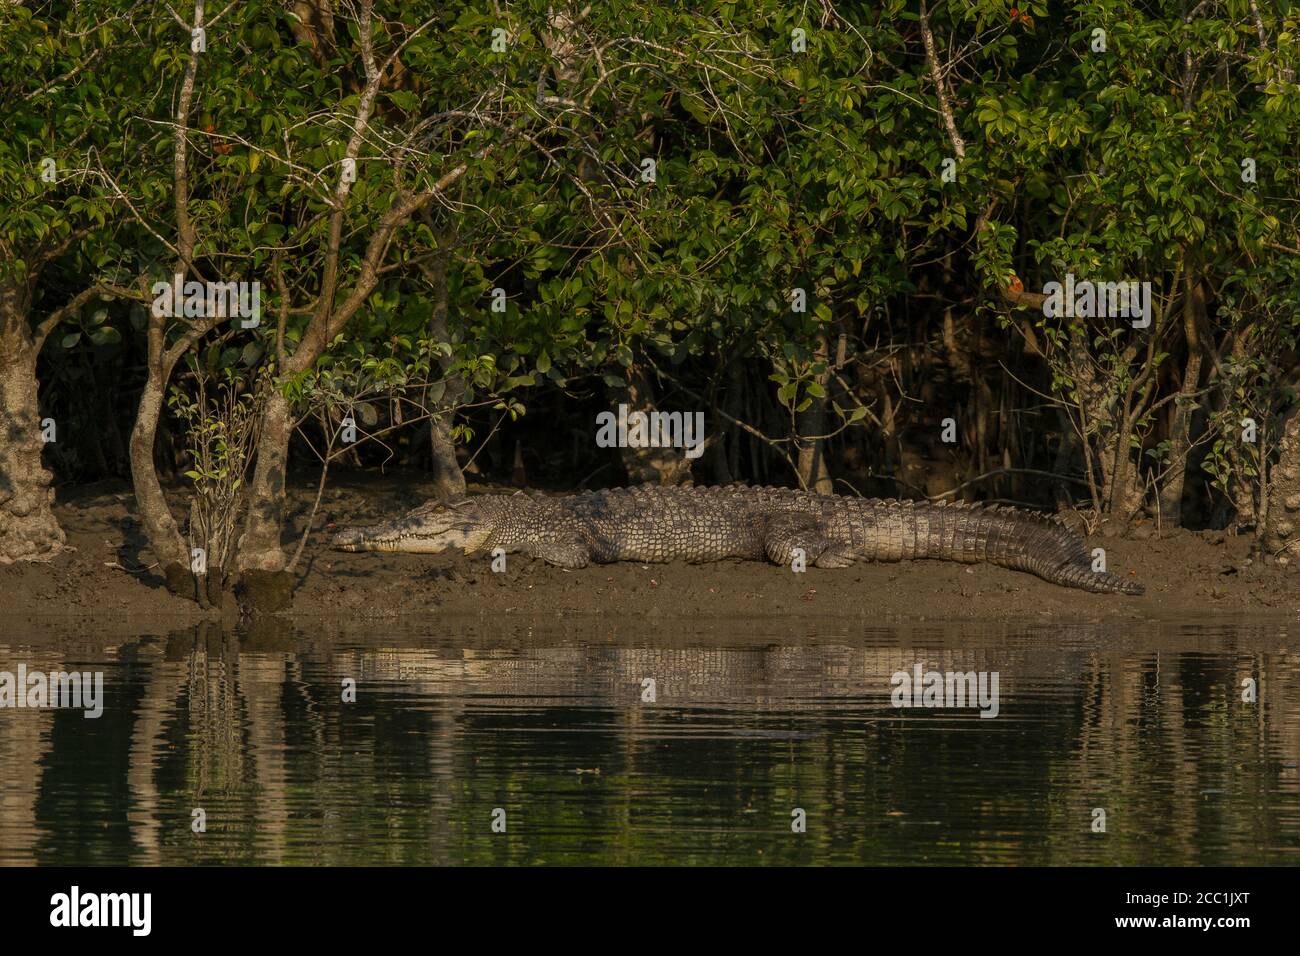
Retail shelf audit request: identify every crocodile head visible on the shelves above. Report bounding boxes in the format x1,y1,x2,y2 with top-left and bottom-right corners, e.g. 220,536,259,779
332,499,492,554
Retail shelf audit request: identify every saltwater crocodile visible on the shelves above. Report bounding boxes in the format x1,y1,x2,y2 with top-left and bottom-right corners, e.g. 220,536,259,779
331,485,1143,595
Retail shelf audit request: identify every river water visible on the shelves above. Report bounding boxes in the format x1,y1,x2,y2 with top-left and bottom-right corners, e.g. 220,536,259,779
1,617,1297,865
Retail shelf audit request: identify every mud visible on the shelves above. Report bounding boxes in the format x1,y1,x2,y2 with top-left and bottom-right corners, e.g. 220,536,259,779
1,473,1296,632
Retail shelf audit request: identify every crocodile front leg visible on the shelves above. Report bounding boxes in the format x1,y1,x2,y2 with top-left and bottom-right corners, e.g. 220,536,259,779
525,538,592,568
762,513,857,569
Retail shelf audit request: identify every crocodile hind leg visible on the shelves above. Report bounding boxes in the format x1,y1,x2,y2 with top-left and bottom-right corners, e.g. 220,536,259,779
762,513,857,569
525,538,591,568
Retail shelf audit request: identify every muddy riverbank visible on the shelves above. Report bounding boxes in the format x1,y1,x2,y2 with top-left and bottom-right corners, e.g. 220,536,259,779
2,473,1296,632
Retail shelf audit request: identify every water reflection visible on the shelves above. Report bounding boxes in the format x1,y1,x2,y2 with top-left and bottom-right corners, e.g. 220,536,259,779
1,619,1297,865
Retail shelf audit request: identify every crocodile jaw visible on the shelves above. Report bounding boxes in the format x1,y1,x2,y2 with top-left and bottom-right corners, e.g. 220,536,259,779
332,527,437,553
332,512,491,554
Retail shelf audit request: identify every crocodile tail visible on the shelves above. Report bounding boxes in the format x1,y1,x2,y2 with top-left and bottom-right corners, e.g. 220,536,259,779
912,501,1144,596
1045,559,1145,595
